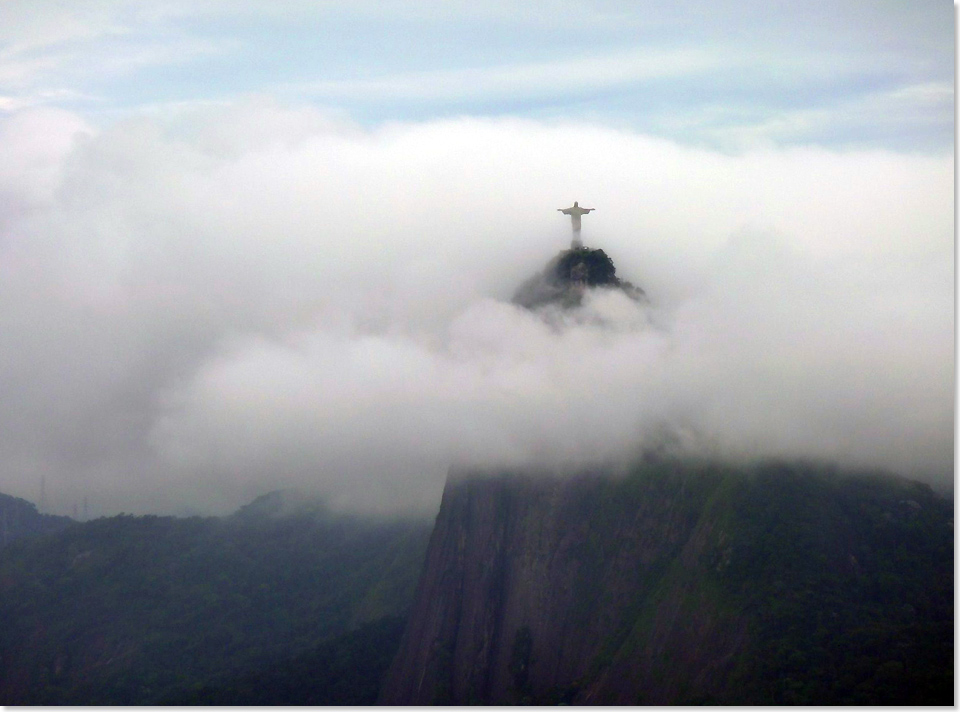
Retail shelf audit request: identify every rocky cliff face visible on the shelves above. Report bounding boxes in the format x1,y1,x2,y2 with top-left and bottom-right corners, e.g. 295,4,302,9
379,461,953,705
379,463,747,704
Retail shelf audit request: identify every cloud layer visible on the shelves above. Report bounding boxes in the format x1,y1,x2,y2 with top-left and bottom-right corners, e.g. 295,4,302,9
0,100,952,516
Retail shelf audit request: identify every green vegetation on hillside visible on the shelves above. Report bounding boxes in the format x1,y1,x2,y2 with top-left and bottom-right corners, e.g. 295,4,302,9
573,460,953,705
720,462,953,705
170,615,407,705
0,493,430,705
0,492,73,548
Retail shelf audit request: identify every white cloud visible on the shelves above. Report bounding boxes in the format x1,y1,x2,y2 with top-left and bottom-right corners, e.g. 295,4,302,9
0,100,951,516
0,3,128,57
687,80,955,151
0,1,233,115
0,107,93,219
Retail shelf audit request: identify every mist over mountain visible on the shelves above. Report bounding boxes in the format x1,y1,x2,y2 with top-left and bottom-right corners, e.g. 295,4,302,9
0,4,952,707
0,103,952,517
0,112,952,704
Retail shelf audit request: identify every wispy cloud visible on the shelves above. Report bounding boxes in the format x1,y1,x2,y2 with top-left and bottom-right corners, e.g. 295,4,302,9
682,80,955,151
0,5,127,58
0,2,951,150
293,47,729,104
0,88,99,114
0,2,234,113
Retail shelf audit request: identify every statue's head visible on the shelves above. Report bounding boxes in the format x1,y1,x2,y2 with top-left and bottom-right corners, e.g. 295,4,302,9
573,201,579,207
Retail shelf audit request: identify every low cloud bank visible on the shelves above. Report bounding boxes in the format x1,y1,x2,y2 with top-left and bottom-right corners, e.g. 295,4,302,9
0,100,952,515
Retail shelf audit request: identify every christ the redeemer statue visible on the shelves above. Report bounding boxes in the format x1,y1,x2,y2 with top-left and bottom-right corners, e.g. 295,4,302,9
558,201,594,248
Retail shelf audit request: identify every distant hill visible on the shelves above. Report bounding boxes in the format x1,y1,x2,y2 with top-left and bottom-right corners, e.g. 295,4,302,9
0,490,431,705
381,459,953,705
0,492,73,548
512,246,645,309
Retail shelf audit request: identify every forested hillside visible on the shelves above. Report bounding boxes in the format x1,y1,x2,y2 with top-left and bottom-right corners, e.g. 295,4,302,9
0,460,952,706
0,492,73,548
0,491,430,705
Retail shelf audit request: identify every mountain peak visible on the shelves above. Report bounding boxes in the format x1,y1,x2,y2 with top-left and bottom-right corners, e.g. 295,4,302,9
512,245,646,310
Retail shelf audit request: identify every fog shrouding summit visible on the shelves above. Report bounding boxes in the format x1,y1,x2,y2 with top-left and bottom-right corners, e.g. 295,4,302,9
0,101,952,516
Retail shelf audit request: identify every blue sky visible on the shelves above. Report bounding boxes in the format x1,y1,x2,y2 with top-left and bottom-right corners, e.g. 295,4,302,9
0,0,953,151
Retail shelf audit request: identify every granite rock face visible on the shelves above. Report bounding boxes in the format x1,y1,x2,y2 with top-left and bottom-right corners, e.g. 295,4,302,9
378,464,747,705
379,462,953,705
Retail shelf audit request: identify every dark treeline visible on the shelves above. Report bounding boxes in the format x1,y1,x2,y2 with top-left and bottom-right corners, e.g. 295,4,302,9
0,492,73,548
0,492,430,705
168,615,407,705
